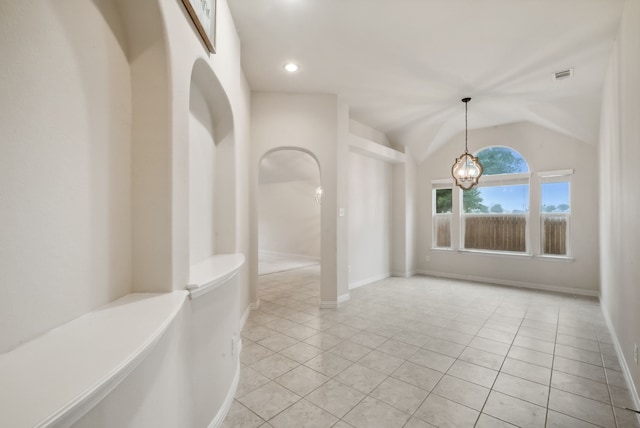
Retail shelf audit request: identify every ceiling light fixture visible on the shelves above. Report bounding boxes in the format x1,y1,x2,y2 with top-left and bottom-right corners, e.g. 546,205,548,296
451,97,483,190
284,62,299,73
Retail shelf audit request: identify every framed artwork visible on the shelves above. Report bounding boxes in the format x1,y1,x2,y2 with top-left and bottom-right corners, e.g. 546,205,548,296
181,0,216,53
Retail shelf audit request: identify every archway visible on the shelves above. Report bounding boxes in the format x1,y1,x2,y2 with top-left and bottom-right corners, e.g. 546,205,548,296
258,149,322,282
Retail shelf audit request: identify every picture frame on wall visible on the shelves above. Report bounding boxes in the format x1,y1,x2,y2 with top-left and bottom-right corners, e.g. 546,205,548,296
181,0,216,53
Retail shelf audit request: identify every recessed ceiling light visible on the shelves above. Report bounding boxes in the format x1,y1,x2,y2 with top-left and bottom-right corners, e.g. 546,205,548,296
284,63,299,73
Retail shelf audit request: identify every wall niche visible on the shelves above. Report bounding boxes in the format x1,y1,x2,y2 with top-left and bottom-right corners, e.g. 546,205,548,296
187,59,241,296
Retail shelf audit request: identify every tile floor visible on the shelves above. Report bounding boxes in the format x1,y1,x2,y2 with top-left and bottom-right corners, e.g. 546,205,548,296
223,265,640,428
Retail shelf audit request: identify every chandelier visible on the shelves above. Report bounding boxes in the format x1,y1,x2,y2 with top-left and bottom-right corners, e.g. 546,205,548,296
451,97,483,189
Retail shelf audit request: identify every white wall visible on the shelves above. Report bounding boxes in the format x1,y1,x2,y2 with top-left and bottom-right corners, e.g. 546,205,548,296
0,0,253,425
418,122,600,295
259,180,321,258
189,81,217,264
348,152,392,287
0,0,132,353
599,0,640,405
250,93,347,306
391,151,418,277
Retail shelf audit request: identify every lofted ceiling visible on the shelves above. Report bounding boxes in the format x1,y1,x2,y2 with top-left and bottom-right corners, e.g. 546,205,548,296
228,0,625,161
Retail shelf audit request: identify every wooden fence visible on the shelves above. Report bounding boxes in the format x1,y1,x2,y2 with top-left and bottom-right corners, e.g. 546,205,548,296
542,216,568,255
434,215,451,248
434,214,567,254
464,215,527,252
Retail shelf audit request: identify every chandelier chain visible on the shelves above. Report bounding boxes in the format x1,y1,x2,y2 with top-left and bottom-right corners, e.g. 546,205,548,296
465,100,468,153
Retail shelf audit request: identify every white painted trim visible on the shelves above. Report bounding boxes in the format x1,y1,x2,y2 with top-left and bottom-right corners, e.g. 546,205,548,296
348,134,406,164
187,254,245,299
319,301,338,309
391,271,415,278
600,304,640,419
207,348,241,428
320,294,351,309
258,250,320,262
1,292,189,428
537,169,574,179
349,273,390,290
416,269,599,297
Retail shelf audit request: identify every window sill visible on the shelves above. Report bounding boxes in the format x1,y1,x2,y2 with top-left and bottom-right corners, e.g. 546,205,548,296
535,255,574,262
431,247,455,252
432,248,575,262
457,249,531,258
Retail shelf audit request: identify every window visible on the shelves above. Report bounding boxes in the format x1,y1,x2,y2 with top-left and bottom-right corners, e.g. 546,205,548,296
539,171,572,256
431,148,573,258
433,187,452,248
461,147,530,253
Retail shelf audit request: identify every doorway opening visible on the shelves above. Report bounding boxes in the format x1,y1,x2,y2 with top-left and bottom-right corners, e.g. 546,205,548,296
258,150,321,277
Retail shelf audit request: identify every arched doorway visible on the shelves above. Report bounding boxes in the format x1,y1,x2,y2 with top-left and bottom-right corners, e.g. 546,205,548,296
258,149,321,282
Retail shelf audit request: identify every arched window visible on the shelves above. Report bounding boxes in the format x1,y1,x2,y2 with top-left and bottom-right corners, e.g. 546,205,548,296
477,147,528,175
432,145,571,256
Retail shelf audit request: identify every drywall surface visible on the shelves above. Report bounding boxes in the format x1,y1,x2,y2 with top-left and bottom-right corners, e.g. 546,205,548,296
189,81,218,264
259,180,321,258
392,151,418,277
348,152,392,287
418,122,600,294
251,93,342,304
599,0,640,405
0,1,132,353
0,0,252,425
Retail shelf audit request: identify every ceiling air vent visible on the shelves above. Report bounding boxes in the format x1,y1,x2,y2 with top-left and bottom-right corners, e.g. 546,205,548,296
553,68,574,81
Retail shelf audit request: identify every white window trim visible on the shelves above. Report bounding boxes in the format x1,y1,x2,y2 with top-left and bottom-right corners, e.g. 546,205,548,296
432,185,453,249
474,172,531,187
459,173,532,254
538,169,574,181
538,170,573,258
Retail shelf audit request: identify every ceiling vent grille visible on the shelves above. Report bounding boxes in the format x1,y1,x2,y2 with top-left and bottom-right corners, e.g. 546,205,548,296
554,68,574,81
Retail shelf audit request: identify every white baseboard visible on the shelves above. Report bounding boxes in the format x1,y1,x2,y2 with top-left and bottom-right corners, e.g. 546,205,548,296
320,293,350,309
338,293,350,304
349,273,390,290
391,271,416,278
259,250,320,261
415,269,599,297
207,351,241,428
320,301,337,309
600,304,640,421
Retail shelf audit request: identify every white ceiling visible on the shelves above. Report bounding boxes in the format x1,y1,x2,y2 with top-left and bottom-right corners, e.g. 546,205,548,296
228,0,625,161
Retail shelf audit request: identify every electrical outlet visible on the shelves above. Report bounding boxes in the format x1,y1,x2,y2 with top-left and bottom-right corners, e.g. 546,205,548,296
635,344,638,365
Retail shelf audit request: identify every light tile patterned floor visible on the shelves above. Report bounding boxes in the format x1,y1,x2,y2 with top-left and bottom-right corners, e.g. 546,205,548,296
223,265,640,428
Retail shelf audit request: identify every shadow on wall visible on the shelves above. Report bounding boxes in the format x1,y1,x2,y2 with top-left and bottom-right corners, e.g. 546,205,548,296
189,59,236,266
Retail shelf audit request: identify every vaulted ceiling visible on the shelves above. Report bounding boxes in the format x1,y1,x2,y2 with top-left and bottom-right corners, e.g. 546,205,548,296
228,0,625,161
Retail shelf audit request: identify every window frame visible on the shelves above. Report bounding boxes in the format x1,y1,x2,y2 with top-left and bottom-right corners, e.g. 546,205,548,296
431,179,454,250
538,169,573,259
459,173,532,255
